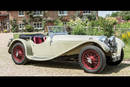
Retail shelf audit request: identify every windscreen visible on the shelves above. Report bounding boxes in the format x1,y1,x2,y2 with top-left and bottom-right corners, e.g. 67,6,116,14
47,26,68,35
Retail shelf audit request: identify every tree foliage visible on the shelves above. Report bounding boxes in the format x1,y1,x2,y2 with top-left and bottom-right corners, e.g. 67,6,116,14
111,12,120,17
110,11,130,21
25,24,34,32
54,18,64,26
98,18,114,37
67,17,87,35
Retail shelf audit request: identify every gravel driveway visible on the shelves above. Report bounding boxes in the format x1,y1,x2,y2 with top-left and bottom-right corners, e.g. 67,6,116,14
0,33,130,76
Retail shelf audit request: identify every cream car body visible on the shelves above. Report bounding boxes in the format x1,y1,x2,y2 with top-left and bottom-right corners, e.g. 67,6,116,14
8,26,125,62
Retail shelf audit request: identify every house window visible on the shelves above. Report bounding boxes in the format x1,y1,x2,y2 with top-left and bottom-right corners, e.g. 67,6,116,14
58,11,68,16
33,11,43,16
83,11,91,15
18,11,24,16
33,22,43,29
19,23,25,30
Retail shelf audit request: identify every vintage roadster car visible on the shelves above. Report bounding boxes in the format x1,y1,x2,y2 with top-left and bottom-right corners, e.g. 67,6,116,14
8,26,125,73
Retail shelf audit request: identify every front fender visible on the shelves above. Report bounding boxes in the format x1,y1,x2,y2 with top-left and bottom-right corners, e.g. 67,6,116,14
84,40,110,53
113,38,125,57
8,39,33,56
116,38,125,49
63,39,110,56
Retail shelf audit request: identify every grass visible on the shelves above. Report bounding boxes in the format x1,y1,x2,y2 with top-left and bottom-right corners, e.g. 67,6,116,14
124,42,130,59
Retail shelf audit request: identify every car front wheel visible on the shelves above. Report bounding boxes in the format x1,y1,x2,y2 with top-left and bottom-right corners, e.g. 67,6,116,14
79,45,106,73
11,42,28,65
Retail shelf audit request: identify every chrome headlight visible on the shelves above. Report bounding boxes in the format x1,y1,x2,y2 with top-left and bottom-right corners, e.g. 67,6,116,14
99,36,109,45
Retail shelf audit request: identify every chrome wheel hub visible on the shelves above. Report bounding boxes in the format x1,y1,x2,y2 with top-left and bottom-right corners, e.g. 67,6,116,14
16,51,18,57
87,57,92,64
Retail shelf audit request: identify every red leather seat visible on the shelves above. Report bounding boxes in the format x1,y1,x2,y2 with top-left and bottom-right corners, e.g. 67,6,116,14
33,37,43,44
33,36,46,44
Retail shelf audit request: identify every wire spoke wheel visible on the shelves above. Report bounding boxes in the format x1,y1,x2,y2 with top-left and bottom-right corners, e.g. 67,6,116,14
82,50,100,70
11,43,28,65
79,45,106,73
13,45,24,63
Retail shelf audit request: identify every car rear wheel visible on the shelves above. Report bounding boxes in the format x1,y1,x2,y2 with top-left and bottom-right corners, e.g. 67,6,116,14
79,45,106,73
11,43,28,65
107,49,124,66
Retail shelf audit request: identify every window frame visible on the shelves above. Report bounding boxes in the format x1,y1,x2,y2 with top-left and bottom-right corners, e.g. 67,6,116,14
33,11,43,16
18,23,25,30
82,11,91,15
18,11,25,17
58,11,68,16
33,22,43,29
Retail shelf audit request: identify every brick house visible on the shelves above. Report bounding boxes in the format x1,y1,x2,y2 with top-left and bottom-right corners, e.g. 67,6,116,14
0,11,10,32
8,11,98,32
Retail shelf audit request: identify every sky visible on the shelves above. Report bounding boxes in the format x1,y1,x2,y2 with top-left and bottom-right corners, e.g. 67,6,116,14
98,11,117,17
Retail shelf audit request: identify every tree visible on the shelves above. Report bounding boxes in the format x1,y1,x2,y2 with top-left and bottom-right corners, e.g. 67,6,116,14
111,12,120,17
67,17,87,35
110,11,130,21
98,18,115,37
121,11,130,20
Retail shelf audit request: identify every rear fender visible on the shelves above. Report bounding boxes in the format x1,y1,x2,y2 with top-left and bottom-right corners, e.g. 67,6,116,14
8,39,33,56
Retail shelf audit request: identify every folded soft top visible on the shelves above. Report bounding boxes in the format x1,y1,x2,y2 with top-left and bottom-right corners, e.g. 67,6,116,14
19,33,45,40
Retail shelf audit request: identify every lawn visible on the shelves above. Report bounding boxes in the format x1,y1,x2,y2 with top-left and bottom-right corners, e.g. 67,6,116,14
124,43,130,59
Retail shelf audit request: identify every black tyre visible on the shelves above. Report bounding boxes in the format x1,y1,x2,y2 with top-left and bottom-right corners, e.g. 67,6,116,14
11,42,29,65
107,49,124,66
79,45,106,73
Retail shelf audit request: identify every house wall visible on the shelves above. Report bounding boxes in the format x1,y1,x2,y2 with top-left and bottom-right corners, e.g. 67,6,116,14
9,11,79,21
46,11,58,20
9,11,30,23
44,11,77,20
0,11,9,32
8,11,98,31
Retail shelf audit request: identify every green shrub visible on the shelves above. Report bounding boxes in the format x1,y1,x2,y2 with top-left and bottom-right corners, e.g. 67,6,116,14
121,33,129,44
10,19,19,33
54,18,64,26
13,34,20,39
3,30,8,33
25,25,34,32
116,22,130,28
86,27,103,36
67,17,116,36
98,18,114,37
67,17,86,35
71,24,86,35
86,19,104,36
87,20,99,27
121,31,130,44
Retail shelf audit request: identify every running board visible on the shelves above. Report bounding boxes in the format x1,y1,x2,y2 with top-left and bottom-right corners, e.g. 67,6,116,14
31,56,48,59
27,56,50,61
